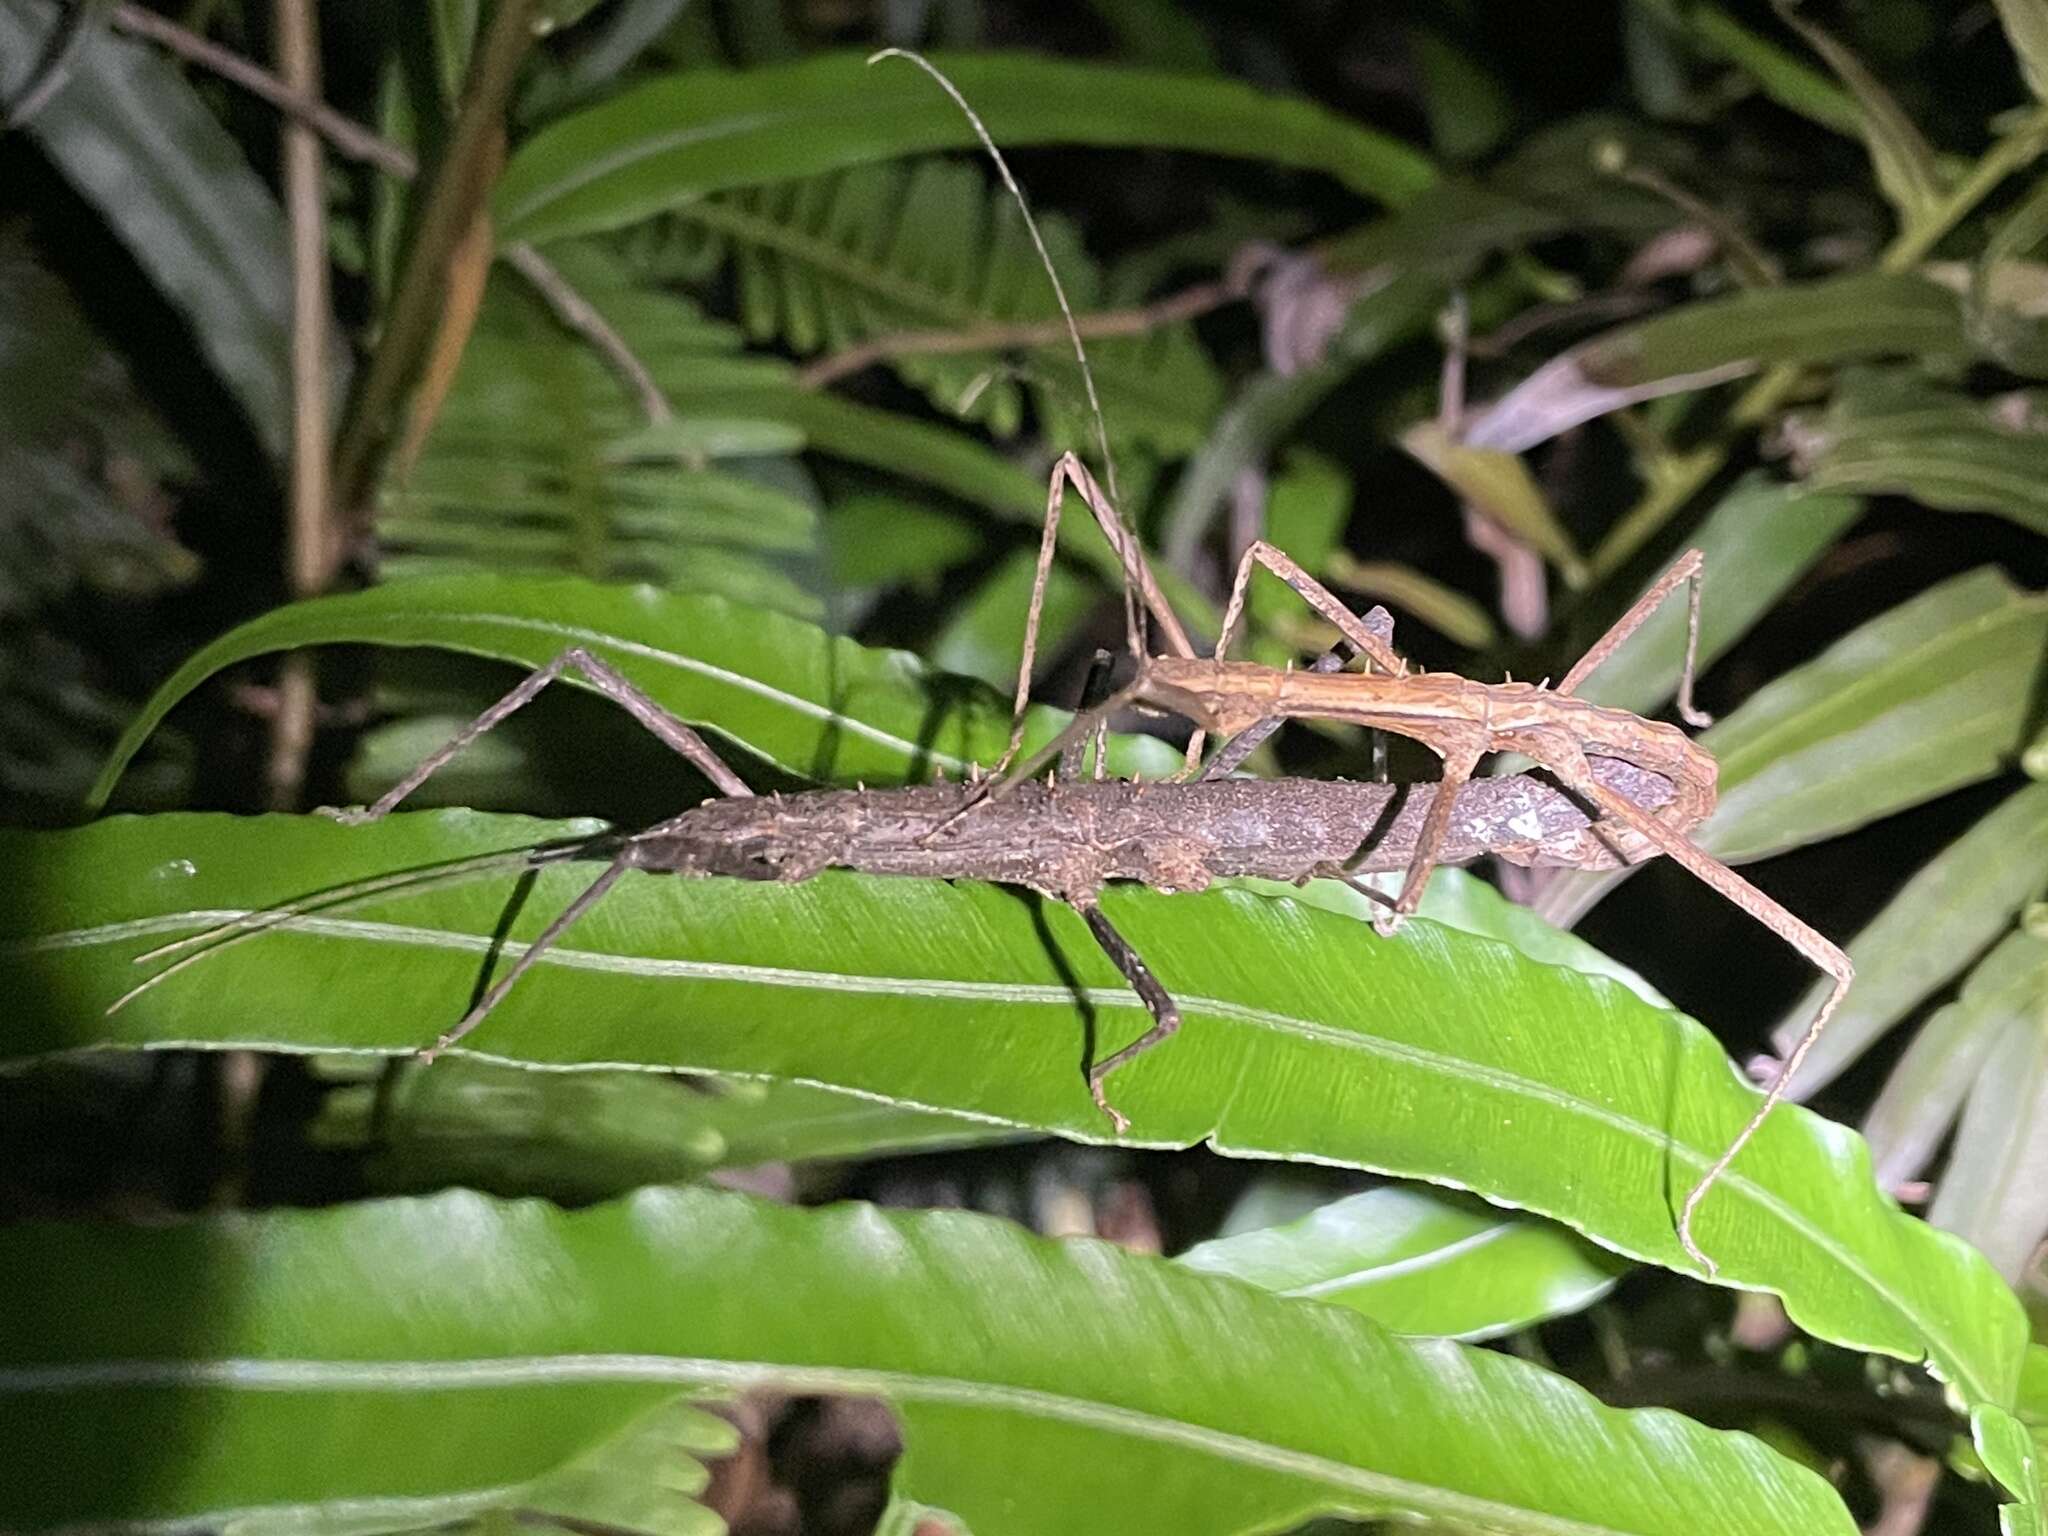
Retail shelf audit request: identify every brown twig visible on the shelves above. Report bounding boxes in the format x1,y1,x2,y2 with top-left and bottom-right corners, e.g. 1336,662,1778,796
109,2,416,177
108,1,672,444
263,0,332,812
502,242,673,424
328,0,541,536
793,278,1242,391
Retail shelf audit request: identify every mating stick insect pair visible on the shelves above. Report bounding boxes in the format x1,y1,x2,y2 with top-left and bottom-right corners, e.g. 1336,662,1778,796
117,51,1849,1277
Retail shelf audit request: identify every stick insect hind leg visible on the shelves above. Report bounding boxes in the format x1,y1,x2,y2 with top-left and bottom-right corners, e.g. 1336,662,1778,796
1554,751,1852,1275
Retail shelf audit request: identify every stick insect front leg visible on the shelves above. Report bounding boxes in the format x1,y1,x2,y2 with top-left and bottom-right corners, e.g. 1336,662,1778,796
994,452,1198,776
340,646,755,1057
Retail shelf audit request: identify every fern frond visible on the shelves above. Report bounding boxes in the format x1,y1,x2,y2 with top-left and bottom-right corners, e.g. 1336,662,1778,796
636,160,1223,454
381,244,822,619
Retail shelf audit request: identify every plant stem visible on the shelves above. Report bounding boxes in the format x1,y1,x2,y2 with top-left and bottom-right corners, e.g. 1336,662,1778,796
328,0,541,538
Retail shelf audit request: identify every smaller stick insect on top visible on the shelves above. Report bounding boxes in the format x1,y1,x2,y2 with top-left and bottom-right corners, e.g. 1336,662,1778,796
979,457,1852,1274
916,134,1853,1276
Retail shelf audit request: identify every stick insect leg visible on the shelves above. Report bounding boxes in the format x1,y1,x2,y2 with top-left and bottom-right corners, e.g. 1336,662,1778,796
1555,549,1712,728
422,854,632,1060
1567,770,1853,1276
1072,896,1181,1134
1198,644,1349,781
993,453,1197,775
1376,738,1487,937
345,646,752,820
1198,602,1398,781
1193,540,1410,771
1061,649,1120,781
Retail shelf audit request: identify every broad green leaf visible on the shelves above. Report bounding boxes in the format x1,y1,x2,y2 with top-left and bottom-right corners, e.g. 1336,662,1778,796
1769,781,2048,1096
4,810,2032,1453
314,1056,1003,1203
0,0,340,463
1235,866,1668,1009
1925,931,2048,1282
1568,474,1862,719
1703,567,2048,860
1178,1184,1629,1340
1771,2,1944,226
1863,929,2048,1195
1471,274,1967,451
85,575,1185,812
928,549,1094,693
1789,369,2048,537
494,52,1434,244
0,1186,1857,1536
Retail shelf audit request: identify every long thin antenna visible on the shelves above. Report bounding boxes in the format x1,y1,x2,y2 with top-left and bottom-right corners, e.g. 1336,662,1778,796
107,838,600,1014
869,49,1121,508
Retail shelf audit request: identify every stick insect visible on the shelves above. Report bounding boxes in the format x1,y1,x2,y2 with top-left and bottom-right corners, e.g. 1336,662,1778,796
982,460,1851,1270
111,643,1680,1132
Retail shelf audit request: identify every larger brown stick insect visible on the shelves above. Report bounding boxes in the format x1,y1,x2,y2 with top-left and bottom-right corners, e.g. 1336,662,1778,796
977,452,1851,1271
112,647,1681,1122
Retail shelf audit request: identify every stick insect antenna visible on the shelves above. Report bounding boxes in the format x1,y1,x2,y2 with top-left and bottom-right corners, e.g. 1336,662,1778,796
869,48,1152,677
106,837,604,1015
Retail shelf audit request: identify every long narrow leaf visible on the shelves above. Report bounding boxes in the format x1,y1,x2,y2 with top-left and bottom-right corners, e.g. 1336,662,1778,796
85,576,1185,811
494,52,1435,244
2,811,2031,1466
0,1185,1858,1535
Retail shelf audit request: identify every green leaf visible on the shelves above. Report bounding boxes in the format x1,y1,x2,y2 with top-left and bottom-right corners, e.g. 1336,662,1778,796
1626,0,1863,136
5,810,2032,1449
0,1185,1859,1535
314,1055,1001,1202
1769,781,2048,1097
0,0,341,463
1702,567,2048,860
1770,1,1944,227
1472,273,1968,451
1924,930,2048,1282
494,52,1435,244
1569,474,1862,718
928,549,1095,693
1178,1184,1629,1340
85,575,1186,812
1997,0,2048,101
824,494,981,594
1788,369,2048,538
1862,928,2048,1197
1538,567,2048,926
